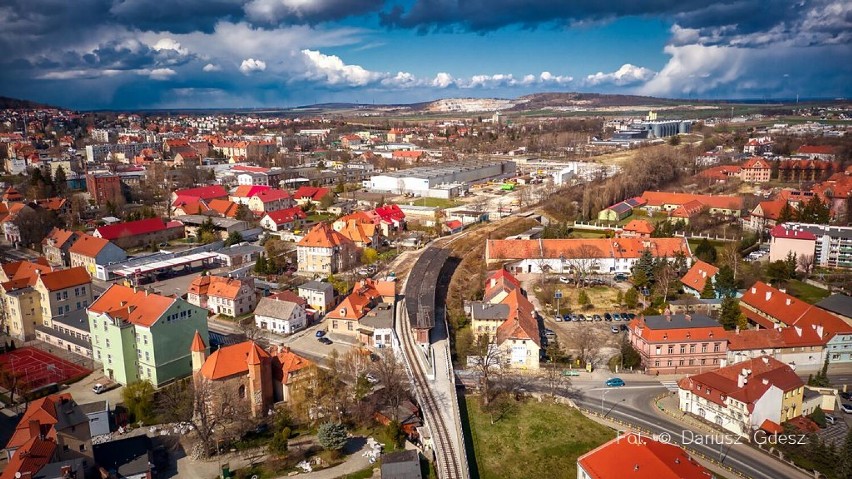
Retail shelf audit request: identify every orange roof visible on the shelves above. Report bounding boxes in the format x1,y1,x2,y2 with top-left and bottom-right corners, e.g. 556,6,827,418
208,199,239,218
327,279,381,321
622,219,655,234
273,348,313,384
752,198,788,220
0,436,56,479
41,227,79,248
199,341,270,380
88,284,175,328
6,394,70,450
629,317,726,343
680,260,718,292
640,191,743,211
670,199,704,218
487,237,690,261
495,288,540,346
188,275,250,301
68,233,112,258
740,281,812,327
191,330,206,352
298,223,355,249
679,356,803,409
742,157,771,169
231,185,271,198
797,145,835,155
3,258,53,281
577,432,712,479
36,266,90,291
336,219,377,244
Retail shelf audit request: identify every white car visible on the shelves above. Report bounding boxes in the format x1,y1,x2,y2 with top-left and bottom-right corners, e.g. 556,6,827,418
558,276,570,284
92,383,105,394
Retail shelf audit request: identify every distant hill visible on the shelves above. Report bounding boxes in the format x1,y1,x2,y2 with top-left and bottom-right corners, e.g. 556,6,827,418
0,96,59,110
509,92,681,111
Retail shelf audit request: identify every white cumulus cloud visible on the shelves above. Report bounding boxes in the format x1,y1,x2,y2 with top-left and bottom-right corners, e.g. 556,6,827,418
585,63,656,86
202,63,222,72
147,68,177,80
152,38,188,55
539,71,573,84
239,58,267,74
432,72,455,88
300,49,382,86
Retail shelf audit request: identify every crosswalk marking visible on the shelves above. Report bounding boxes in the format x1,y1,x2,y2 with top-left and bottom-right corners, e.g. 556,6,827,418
660,381,679,392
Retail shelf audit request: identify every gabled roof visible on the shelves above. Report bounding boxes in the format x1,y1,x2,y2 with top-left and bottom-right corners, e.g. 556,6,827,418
36,267,90,291
88,284,175,328
198,341,270,380
263,207,306,225
742,156,771,169
640,191,743,211
298,223,355,249
2,257,53,281
254,296,302,320
231,185,271,198
293,186,331,201
495,288,540,347
486,237,690,261
770,224,817,240
622,219,655,234
41,227,80,249
173,185,228,201
740,281,812,327
797,145,835,155
577,432,711,479
273,348,312,384
680,260,718,292
337,219,377,244
327,279,381,321
252,189,291,203
188,275,250,301
208,199,239,218
95,218,169,240
374,204,405,223
68,233,114,258
678,356,803,409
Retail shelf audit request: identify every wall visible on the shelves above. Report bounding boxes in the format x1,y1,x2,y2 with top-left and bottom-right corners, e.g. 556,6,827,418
146,301,209,387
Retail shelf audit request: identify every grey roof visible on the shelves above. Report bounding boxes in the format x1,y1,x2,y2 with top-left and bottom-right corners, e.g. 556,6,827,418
53,398,89,430
37,458,89,479
254,296,300,320
176,214,247,229
94,435,152,477
35,324,90,348
643,313,721,330
803,389,822,401
299,280,334,293
78,400,108,415
381,450,422,479
360,303,393,329
217,243,264,257
815,294,852,319
782,223,852,240
50,308,91,332
467,302,510,321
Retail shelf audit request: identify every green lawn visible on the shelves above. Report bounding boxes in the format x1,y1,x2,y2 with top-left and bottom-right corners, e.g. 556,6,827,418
784,279,830,304
464,396,615,479
411,197,459,208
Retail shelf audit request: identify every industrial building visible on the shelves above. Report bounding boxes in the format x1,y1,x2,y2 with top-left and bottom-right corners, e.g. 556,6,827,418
367,160,516,198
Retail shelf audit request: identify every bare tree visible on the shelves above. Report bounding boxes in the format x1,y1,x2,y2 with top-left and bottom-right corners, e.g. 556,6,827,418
653,262,677,301
565,327,600,369
468,334,504,406
564,244,603,288
718,242,742,282
797,254,816,277
369,349,411,421
237,319,265,342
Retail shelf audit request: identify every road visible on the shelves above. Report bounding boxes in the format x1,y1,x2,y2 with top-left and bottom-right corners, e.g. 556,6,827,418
561,377,811,479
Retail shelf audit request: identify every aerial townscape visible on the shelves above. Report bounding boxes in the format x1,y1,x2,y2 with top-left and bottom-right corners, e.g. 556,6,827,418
0,2,851,479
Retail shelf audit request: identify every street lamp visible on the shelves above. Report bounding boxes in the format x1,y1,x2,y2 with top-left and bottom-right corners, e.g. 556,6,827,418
604,398,625,419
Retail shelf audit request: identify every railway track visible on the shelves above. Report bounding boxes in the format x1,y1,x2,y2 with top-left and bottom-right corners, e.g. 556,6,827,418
400,247,467,479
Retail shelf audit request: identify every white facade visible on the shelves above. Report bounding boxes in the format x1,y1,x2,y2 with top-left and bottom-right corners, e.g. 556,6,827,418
255,305,306,334
678,383,783,437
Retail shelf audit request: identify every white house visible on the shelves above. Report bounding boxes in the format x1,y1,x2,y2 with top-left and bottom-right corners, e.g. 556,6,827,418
298,280,335,314
253,296,307,334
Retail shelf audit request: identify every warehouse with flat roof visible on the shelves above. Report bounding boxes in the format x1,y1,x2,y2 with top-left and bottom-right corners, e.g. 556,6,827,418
367,160,516,198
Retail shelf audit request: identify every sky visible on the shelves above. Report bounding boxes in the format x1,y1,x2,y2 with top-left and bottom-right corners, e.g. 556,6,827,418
0,0,850,110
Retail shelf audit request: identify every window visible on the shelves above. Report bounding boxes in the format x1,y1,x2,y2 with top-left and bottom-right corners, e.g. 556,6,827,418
62,291,68,300
81,286,86,294
667,346,674,355
347,322,353,331
238,385,246,399
56,292,62,301
654,360,660,367
680,345,686,354
145,352,150,361
75,287,80,296
701,343,708,353
713,343,720,352
79,444,86,452
105,339,110,348
689,345,696,353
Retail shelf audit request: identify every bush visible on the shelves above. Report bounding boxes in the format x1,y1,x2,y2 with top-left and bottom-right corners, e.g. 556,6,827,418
383,420,405,450
317,422,348,451
809,408,826,428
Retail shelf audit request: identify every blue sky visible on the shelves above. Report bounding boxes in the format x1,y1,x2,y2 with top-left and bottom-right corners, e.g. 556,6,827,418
0,1,849,109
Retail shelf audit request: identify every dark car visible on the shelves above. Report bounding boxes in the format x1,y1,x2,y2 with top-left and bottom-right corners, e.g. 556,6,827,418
612,313,621,321
315,330,326,338
627,313,637,320
593,314,603,321
318,337,333,345
577,314,587,321
620,324,629,332
604,313,612,321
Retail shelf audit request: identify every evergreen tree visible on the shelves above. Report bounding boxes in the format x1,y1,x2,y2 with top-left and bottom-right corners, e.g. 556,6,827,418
317,422,348,451
53,166,67,196
254,256,267,274
719,297,743,330
777,201,795,224
632,249,656,284
694,238,717,264
224,230,244,246
700,280,716,299
797,195,831,224
784,251,798,279
577,290,590,307
838,419,852,479
624,288,639,309
714,265,737,297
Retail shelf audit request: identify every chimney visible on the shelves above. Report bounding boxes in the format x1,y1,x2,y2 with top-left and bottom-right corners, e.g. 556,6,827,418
765,291,772,301
735,326,740,335
762,378,769,385
634,465,640,472
751,286,757,294
701,271,706,278
762,357,770,365
817,325,824,338
774,322,782,331
794,326,802,337
685,314,692,322
737,372,746,388
785,298,791,306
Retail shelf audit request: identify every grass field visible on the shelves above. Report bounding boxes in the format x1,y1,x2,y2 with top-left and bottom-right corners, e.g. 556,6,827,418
464,396,614,479
408,197,459,208
784,279,830,304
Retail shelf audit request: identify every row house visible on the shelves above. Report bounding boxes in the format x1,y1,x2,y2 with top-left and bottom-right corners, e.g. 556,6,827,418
41,227,82,267
628,313,727,375
325,278,396,348
725,323,829,368
795,145,836,161
187,275,256,317
485,237,692,275
88,284,208,386
259,207,307,232
296,223,360,274
776,158,832,182
677,356,804,437
93,217,185,250
640,191,744,217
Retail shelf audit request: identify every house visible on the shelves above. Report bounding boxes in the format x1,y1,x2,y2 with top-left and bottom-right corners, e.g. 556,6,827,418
92,434,155,479
724,324,829,369
768,224,817,266
700,164,742,183
272,346,313,403
1,393,93,479
298,280,336,314
208,198,240,218
332,218,380,248
640,191,743,217
296,223,360,274
577,432,712,479
680,260,719,297
293,186,333,206
177,215,248,241
79,401,110,437
187,275,256,317
743,136,773,155
191,335,273,418
381,450,422,479
68,233,127,280
374,204,406,235
41,228,82,267
619,219,655,238
86,173,122,206
777,158,832,182
597,197,645,222
677,356,805,437
668,199,705,224
0,259,55,340
796,145,836,161
254,295,307,334
465,269,540,370
247,189,294,216
170,185,228,205
93,217,185,249
359,302,396,349
88,284,209,386
739,156,772,183
325,278,384,339
172,199,211,217
628,313,727,375
744,197,787,232
214,243,265,267
485,237,691,275
444,220,464,234
260,207,306,232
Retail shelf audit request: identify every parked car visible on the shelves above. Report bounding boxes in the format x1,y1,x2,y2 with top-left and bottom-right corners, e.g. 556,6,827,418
92,383,106,394
559,276,570,284
318,337,333,345
604,313,612,321
826,414,837,425
612,313,621,321
627,313,637,320
562,369,580,377
569,314,579,321
614,273,628,282
840,391,852,401
315,330,326,338
554,315,563,322
840,403,852,414
593,314,603,321
577,314,587,321
605,377,625,387
619,324,629,332
610,326,619,334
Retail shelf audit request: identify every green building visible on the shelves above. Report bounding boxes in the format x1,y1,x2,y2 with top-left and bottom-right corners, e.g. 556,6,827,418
87,284,209,387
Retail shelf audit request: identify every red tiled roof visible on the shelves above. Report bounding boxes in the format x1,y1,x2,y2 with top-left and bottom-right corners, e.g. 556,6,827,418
445,220,463,230
293,186,331,201
374,204,405,223
253,189,291,203
191,330,206,352
88,284,175,328
487,237,690,261
273,347,312,384
327,279,381,321
742,157,771,169
679,356,803,409
267,290,307,307
298,223,355,249
188,275,250,301
740,281,812,327
623,219,655,234
641,191,743,211
495,288,540,347
769,224,817,240
629,317,726,343
263,207,306,225
0,436,56,479
174,185,228,201
36,267,90,291
797,145,835,155
68,233,113,258
199,341,270,380
680,260,718,292
95,218,168,240
208,199,239,218
41,228,79,249
577,432,712,479
232,185,271,198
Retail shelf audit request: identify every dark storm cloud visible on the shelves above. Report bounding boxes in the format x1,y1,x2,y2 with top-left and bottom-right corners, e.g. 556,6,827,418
243,0,385,25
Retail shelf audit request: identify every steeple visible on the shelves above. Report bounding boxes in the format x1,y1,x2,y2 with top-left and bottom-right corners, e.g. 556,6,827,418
190,330,208,373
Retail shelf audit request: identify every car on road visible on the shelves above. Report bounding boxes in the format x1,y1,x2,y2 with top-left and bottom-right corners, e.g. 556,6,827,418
562,369,580,377
315,330,326,338
840,391,852,401
610,326,619,334
840,403,852,414
605,377,625,387
318,337,333,345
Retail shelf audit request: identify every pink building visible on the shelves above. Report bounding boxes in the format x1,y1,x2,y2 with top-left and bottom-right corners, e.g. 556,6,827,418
628,313,728,375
